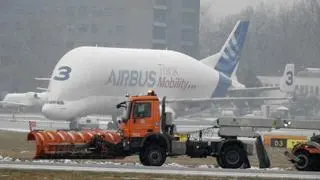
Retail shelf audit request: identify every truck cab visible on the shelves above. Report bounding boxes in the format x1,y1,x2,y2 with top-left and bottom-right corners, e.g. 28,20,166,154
117,92,162,138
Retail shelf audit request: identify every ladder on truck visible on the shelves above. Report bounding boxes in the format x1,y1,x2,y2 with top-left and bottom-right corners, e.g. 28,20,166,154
181,117,320,169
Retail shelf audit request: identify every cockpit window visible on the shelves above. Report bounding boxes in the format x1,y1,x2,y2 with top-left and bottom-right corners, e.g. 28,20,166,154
133,102,151,119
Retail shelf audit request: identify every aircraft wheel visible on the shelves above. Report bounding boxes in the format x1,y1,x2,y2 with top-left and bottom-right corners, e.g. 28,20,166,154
69,119,79,130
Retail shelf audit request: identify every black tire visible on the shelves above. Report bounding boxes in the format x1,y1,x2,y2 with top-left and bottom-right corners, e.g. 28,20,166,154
141,145,166,166
294,150,314,171
139,151,149,166
313,156,320,171
219,144,246,169
216,155,224,168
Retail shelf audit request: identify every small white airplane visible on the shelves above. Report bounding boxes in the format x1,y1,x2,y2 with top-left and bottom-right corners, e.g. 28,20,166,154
35,20,295,129
0,91,47,110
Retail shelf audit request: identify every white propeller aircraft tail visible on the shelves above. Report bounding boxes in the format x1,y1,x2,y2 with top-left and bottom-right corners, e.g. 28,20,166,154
280,64,294,93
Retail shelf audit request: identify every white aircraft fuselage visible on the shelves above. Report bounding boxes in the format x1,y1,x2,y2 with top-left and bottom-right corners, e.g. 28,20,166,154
42,47,236,120
2,92,46,109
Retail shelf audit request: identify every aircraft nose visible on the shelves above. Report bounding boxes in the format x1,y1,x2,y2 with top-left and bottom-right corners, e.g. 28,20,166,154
42,104,56,120
42,104,69,120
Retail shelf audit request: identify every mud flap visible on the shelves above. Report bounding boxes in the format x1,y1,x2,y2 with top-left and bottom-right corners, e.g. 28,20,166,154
242,150,251,169
255,135,271,168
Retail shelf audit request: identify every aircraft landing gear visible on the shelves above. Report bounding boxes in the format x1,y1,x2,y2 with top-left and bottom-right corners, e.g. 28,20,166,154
69,118,79,130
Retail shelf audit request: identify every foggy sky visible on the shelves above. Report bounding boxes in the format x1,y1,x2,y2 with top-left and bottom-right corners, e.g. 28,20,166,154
201,0,301,21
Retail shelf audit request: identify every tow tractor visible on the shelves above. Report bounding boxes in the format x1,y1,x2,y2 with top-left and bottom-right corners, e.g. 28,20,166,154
27,90,320,169
284,135,320,171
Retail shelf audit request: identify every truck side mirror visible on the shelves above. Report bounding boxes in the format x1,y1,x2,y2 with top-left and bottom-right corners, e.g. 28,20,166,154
116,101,127,109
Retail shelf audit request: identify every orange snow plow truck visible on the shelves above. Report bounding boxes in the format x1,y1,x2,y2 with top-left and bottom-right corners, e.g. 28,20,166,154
27,90,256,168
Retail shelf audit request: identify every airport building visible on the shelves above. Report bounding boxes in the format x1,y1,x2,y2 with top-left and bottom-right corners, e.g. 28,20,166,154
0,0,200,93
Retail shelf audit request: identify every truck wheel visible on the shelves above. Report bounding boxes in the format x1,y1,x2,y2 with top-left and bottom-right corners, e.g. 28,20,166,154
294,151,314,171
139,151,149,166
219,144,245,169
142,145,166,166
216,155,224,168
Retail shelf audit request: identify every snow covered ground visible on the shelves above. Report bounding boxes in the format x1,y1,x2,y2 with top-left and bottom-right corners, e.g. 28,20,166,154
0,154,290,171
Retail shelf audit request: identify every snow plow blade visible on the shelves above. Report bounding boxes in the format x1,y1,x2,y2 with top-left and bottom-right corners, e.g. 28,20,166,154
27,129,124,159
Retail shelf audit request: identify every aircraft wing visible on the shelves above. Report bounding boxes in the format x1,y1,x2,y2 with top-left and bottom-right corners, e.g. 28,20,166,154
229,63,295,94
0,101,30,107
165,96,292,103
227,86,280,93
35,77,50,81
36,87,48,91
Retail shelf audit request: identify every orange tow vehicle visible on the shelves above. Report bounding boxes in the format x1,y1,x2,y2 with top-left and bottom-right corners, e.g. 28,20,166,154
285,135,320,171
28,90,252,168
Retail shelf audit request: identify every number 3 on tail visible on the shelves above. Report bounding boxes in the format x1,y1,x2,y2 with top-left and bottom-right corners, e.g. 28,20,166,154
286,71,293,86
54,66,72,81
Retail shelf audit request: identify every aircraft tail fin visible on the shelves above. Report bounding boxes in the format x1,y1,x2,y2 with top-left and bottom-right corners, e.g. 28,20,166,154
201,20,249,77
231,63,239,82
280,64,295,93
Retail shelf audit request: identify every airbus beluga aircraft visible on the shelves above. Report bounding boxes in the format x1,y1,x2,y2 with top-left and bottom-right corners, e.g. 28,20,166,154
37,20,295,129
